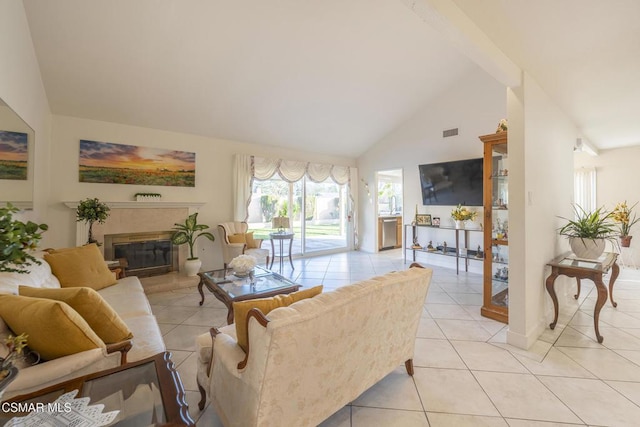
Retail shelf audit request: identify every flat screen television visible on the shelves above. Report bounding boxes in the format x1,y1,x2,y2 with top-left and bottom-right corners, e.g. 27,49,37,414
418,157,483,206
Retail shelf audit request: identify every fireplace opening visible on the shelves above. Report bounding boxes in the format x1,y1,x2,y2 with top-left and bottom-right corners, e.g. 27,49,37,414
104,231,178,277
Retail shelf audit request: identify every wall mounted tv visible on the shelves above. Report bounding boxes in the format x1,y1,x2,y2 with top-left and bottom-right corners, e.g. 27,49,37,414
418,157,483,206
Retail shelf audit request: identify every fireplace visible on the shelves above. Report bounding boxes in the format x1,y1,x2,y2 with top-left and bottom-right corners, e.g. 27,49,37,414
104,231,178,277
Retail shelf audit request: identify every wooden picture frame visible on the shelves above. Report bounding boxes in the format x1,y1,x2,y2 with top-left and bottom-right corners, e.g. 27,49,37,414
416,214,432,226
432,217,440,227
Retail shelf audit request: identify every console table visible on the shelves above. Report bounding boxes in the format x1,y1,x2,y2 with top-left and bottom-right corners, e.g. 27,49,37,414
545,251,619,343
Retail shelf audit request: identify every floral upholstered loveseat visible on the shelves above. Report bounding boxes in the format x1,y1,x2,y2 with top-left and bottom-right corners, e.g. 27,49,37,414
0,249,165,399
195,263,432,427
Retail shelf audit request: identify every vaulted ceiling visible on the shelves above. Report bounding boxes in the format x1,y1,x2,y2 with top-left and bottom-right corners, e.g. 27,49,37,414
22,0,640,157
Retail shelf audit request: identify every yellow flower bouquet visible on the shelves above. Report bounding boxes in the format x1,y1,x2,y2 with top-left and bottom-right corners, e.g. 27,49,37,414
612,201,640,237
450,204,478,222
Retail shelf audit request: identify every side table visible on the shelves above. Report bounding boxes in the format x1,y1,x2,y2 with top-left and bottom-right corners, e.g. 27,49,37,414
269,232,294,272
545,252,619,343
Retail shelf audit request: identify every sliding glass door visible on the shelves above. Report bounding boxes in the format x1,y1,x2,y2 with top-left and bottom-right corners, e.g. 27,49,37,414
247,176,349,256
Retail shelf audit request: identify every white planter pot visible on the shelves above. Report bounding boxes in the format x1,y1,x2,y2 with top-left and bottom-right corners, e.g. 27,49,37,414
454,220,465,230
183,258,202,276
569,237,606,259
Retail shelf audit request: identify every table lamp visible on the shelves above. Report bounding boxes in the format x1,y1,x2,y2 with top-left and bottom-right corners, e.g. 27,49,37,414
272,216,290,233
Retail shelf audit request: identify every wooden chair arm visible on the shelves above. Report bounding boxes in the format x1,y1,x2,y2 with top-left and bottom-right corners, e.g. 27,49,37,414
409,262,425,269
106,340,132,365
237,308,270,370
205,327,221,377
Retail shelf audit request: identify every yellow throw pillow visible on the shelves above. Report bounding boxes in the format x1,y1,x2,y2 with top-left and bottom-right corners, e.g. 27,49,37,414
19,286,133,344
245,232,258,249
44,244,117,290
228,233,246,245
233,285,323,352
0,294,105,361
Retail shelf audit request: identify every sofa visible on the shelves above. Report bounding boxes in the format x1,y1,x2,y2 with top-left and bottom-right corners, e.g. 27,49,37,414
195,263,432,427
0,251,165,399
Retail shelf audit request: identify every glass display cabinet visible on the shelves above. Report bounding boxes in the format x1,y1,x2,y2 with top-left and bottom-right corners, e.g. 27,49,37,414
480,132,509,323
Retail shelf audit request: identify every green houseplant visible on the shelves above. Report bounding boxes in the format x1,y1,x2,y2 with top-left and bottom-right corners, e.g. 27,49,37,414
171,213,215,276
76,198,110,244
0,203,48,273
558,205,617,259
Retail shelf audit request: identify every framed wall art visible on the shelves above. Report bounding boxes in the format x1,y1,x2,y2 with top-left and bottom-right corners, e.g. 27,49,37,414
415,214,432,226
432,217,441,227
79,139,196,187
0,130,28,180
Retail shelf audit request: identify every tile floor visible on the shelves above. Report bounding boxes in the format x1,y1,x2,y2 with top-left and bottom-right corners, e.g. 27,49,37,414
143,249,640,426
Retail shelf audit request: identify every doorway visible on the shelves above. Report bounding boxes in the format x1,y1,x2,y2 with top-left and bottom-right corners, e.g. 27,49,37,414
376,169,403,251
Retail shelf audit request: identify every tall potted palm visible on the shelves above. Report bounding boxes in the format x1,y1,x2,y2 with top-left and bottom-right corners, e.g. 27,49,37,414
171,213,215,276
558,205,617,259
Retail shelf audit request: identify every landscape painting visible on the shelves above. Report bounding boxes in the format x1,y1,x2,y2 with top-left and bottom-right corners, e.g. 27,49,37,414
0,130,28,180
79,139,195,187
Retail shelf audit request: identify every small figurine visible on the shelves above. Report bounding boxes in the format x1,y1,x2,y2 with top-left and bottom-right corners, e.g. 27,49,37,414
443,241,448,253
427,240,435,252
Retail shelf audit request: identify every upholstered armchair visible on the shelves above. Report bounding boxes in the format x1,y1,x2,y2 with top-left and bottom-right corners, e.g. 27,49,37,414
218,222,270,269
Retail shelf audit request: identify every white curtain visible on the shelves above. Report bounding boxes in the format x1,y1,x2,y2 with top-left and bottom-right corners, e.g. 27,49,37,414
574,167,596,212
233,154,354,230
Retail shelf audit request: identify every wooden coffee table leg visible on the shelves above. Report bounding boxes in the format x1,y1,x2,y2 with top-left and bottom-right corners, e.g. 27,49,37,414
198,277,205,306
574,278,581,299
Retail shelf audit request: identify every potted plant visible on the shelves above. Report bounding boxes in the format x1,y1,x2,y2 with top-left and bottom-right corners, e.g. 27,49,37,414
0,203,48,273
76,198,110,245
171,213,215,276
611,201,640,248
450,204,478,229
558,205,617,259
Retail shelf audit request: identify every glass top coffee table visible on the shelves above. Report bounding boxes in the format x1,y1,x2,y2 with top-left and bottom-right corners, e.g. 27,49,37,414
1,352,194,426
198,266,301,324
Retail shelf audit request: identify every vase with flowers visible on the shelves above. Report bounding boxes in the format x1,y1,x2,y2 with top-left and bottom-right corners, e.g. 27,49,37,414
450,204,478,229
76,198,110,245
228,254,257,278
612,201,640,247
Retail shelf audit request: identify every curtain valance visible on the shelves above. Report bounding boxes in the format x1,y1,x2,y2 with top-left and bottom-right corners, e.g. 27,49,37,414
252,156,350,185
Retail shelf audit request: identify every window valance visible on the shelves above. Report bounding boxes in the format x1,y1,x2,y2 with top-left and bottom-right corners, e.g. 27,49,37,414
253,156,350,185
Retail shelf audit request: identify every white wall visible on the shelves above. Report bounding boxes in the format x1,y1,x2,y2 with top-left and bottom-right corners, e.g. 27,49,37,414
506,72,576,349
357,67,506,270
575,146,640,266
0,1,52,231
48,115,355,270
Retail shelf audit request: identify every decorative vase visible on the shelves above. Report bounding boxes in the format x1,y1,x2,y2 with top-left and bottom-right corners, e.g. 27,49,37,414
569,237,606,259
233,268,254,278
183,258,202,276
621,235,633,248
454,220,465,230
0,366,18,401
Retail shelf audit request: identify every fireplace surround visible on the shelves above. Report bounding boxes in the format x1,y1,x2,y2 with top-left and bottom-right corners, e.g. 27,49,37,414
104,231,178,277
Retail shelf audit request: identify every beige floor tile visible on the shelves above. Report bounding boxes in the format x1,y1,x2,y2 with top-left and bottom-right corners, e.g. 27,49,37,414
491,339,552,364
153,305,200,324
416,317,445,339
413,338,466,369
426,304,475,320
194,402,224,426
158,322,178,335
181,307,228,327
612,349,640,366
472,371,581,424
163,324,211,352
558,347,640,381
168,349,192,367
554,326,601,348
426,412,508,426
451,341,528,373
448,292,483,306
571,324,640,350
413,367,499,416
435,319,493,341
426,291,457,304
606,380,640,406
318,406,351,427
175,351,199,392
539,376,640,426
350,406,429,427
513,348,595,378
504,420,586,427
352,366,423,411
